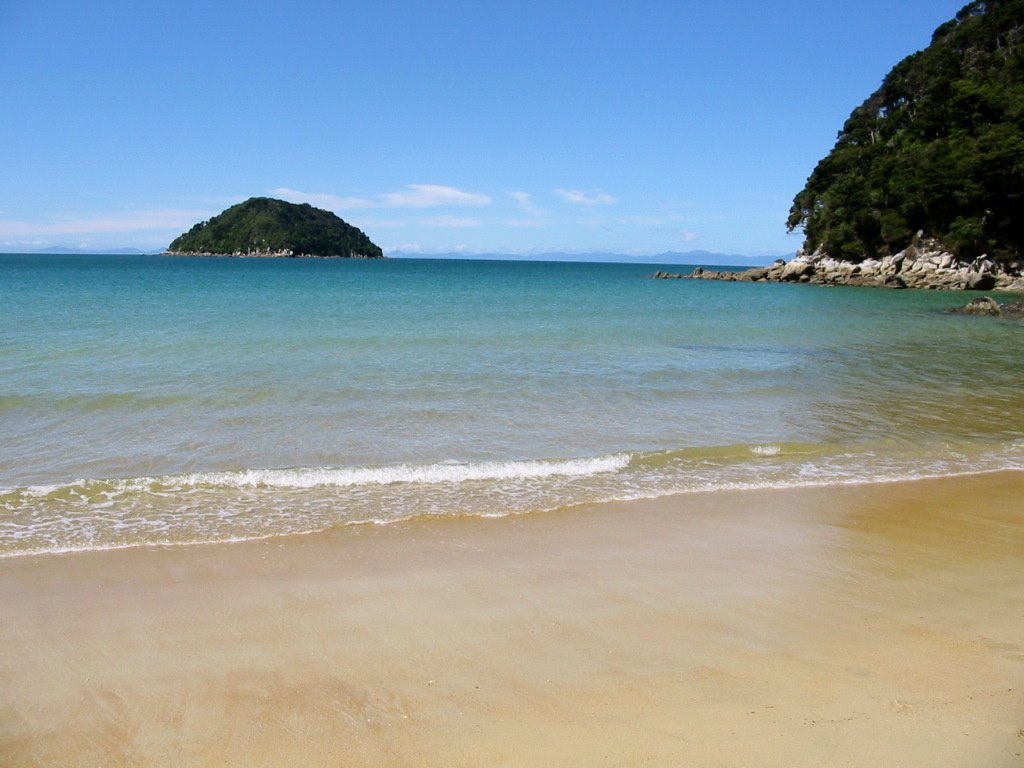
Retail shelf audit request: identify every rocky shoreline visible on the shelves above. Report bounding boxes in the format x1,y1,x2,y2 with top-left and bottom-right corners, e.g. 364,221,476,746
164,250,383,259
654,245,1024,292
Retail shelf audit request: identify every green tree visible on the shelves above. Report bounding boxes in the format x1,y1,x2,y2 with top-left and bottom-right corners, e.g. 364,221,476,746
788,0,1024,266
168,197,383,258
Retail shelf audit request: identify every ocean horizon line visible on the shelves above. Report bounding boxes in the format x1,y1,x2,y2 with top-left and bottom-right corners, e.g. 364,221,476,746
0,247,787,266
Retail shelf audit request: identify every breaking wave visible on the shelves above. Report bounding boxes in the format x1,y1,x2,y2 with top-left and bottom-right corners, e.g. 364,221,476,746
2,441,1023,558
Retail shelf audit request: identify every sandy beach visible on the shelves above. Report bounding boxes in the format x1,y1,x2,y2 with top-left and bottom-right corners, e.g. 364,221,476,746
1,471,1022,767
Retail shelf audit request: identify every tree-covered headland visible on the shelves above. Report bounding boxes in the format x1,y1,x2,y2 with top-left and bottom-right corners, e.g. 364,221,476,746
787,0,1024,267
168,197,383,258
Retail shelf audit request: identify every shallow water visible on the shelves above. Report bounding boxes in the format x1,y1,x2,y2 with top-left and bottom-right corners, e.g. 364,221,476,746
2,253,1022,555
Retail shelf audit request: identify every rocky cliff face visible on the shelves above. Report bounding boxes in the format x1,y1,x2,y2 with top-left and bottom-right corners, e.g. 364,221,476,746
669,244,1024,292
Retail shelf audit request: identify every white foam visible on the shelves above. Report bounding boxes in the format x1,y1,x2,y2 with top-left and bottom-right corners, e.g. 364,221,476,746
182,454,631,488
8,453,631,497
5,440,1024,561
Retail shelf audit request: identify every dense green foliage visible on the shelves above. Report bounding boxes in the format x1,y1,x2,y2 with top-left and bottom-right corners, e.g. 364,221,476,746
168,197,383,258
788,0,1024,265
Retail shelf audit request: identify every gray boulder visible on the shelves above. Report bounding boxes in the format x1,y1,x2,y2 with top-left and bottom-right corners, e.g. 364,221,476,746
955,297,1001,316
965,271,997,290
879,274,907,289
1001,299,1024,319
781,260,815,281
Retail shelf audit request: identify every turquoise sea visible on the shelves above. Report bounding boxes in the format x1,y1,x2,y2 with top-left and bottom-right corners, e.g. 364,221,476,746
2,253,1022,557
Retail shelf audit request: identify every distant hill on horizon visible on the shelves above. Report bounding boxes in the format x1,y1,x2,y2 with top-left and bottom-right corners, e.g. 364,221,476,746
1,245,789,267
0,246,155,255
386,250,789,267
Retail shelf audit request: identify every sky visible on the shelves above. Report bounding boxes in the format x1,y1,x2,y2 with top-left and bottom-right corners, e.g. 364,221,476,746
1,0,967,257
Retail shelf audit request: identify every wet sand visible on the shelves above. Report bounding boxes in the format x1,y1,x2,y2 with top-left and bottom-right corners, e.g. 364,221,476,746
1,472,1022,767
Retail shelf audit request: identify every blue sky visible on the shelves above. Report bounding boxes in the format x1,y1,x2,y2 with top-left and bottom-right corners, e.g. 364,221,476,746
1,0,966,256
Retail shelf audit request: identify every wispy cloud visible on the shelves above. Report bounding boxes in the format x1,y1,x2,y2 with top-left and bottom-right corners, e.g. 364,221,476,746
0,209,213,237
420,215,481,228
350,218,407,229
387,242,474,254
383,184,490,208
679,229,699,242
555,189,617,206
504,191,549,228
270,188,377,209
271,184,491,211
510,191,547,217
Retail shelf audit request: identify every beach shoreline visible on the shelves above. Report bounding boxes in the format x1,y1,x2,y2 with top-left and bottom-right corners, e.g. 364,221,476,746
2,472,1023,766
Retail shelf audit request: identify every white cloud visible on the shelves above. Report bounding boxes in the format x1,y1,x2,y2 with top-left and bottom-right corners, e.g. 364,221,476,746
269,187,377,209
0,209,214,237
680,229,699,242
271,184,491,210
385,242,473,254
383,184,491,208
387,242,427,252
510,190,547,217
555,189,617,206
504,191,549,227
420,215,481,228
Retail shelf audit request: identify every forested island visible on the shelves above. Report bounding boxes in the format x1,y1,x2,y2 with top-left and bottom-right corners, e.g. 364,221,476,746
682,0,1023,291
167,197,383,258
788,0,1023,269
671,0,1024,290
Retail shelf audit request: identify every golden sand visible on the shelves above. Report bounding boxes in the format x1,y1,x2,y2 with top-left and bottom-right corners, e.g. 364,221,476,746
1,472,1022,766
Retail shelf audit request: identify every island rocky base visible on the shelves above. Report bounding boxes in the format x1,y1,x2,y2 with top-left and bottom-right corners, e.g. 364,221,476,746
656,246,1024,292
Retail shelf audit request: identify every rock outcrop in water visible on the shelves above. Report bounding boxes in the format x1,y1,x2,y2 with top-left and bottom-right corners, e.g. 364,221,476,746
167,197,383,259
677,242,1024,292
953,296,1024,318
